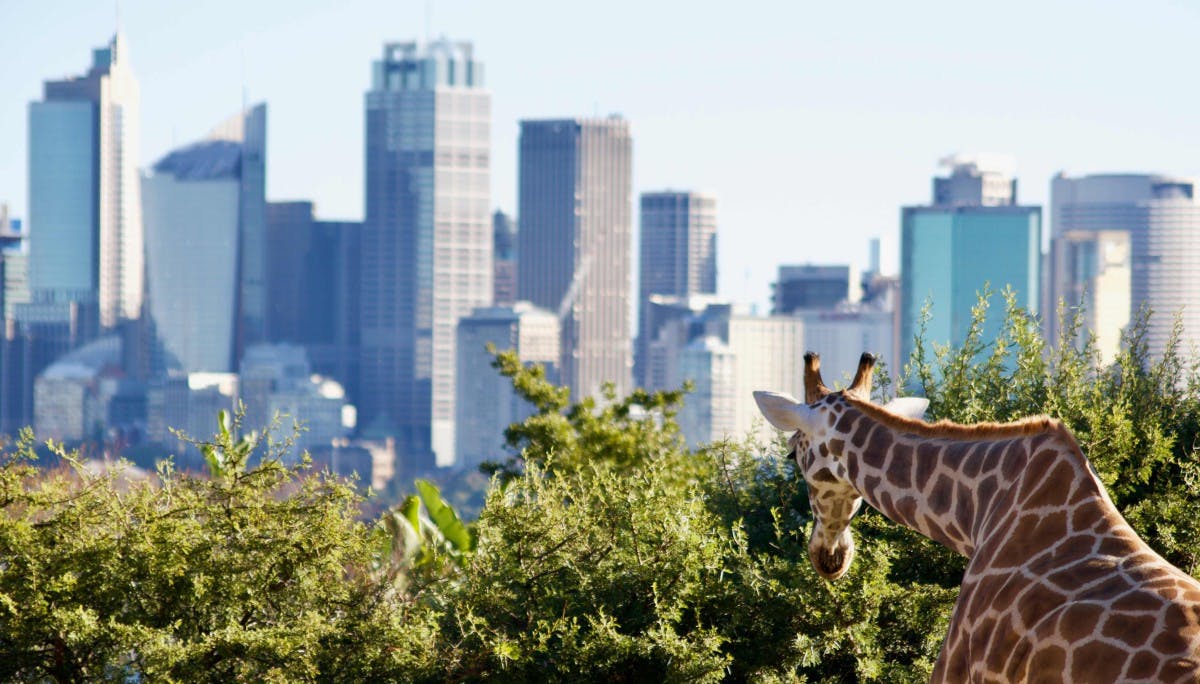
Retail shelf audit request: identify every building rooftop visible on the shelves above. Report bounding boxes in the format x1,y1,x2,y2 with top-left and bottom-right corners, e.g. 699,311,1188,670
152,139,242,180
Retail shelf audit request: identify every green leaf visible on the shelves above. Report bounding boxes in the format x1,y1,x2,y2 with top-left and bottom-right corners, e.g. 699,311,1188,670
415,479,475,553
399,494,421,532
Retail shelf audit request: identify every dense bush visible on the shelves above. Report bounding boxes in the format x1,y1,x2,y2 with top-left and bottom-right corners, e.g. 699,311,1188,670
2,294,1198,681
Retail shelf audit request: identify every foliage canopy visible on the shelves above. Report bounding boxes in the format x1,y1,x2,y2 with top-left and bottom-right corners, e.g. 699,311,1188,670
2,292,1198,681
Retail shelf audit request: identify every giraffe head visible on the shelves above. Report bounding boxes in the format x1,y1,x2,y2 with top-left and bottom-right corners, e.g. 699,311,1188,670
754,352,929,580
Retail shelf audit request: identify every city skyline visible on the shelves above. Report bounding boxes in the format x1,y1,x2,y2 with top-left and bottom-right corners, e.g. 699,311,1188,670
3,1,1200,311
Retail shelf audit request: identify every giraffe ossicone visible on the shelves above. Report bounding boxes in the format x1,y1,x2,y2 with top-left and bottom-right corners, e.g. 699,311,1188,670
755,351,1200,683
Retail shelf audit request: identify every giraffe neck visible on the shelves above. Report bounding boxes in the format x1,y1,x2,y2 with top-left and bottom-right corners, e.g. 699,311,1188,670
829,399,1106,559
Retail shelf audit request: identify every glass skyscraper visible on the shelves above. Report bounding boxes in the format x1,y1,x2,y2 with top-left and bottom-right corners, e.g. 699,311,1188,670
27,33,142,329
518,117,633,400
141,105,267,374
900,160,1041,369
361,40,491,471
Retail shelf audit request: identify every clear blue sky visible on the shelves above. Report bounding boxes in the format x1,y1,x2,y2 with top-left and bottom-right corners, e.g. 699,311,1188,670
2,0,1199,310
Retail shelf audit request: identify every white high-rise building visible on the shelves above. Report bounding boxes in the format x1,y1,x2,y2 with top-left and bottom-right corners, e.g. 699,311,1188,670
28,33,142,328
361,40,492,470
1049,173,1200,362
518,117,633,401
677,336,736,447
455,302,559,469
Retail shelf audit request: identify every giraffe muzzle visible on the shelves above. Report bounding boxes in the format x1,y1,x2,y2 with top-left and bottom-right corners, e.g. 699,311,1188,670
808,531,855,580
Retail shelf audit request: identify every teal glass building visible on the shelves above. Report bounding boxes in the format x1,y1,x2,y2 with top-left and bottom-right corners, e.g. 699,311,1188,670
900,162,1041,371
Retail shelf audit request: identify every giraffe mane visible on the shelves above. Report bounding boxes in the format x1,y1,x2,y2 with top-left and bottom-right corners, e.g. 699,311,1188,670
842,394,1078,444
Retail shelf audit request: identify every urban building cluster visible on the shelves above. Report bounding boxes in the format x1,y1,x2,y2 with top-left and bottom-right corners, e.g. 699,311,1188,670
3,35,1199,485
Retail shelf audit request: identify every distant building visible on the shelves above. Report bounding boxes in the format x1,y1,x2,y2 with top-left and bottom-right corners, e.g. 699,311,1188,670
28,33,142,330
636,191,716,386
33,336,122,443
900,158,1041,369
493,210,518,306
1049,173,1200,364
0,204,28,323
652,305,802,445
933,154,1017,207
141,104,266,374
146,372,239,458
518,117,633,400
239,343,352,461
309,437,397,490
361,39,492,470
792,307,896,383
676,335,736,447
640,294,730,393
772,264,860,315
265,201,361,399
651,297,896,446
455,302,559,469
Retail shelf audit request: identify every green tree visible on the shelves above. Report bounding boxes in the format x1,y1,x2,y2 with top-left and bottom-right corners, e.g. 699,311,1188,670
0,419,439,682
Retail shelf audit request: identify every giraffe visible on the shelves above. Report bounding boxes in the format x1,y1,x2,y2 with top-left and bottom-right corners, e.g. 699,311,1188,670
754,351,1200,683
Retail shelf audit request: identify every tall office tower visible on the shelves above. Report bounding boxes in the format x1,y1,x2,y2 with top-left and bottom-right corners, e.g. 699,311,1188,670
455,302,560,469
900,159,1041,369
362,40,491,470
518,117,633,400
141,104,267,374
28,33,142,330
0,208,30,434
493,210,517,306
1047,174,1200,364
266,201,361,400
772,264,861,315
636,191,716,387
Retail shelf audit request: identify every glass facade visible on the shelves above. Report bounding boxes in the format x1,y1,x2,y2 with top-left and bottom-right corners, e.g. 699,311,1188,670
900,206,1042,368
28,101,97,297
141,105,267,374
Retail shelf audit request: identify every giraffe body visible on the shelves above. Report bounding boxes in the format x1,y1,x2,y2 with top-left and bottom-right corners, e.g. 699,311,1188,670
755,353,1200,683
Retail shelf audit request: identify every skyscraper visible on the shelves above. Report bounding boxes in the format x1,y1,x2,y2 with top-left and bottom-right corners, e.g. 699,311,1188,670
900,158,1041,368
518,117,632,400
265,200,361,401
1048,173,1200,364
141,105,267,373
361,40,491,470
28,33,142,329
636,191,716,386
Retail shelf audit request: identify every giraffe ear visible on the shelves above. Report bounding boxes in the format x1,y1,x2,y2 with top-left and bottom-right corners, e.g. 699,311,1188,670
881,397,929,422
753,391,815,432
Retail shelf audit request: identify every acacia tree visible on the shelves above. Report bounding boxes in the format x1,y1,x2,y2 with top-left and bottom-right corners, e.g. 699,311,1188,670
0,419,439,682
